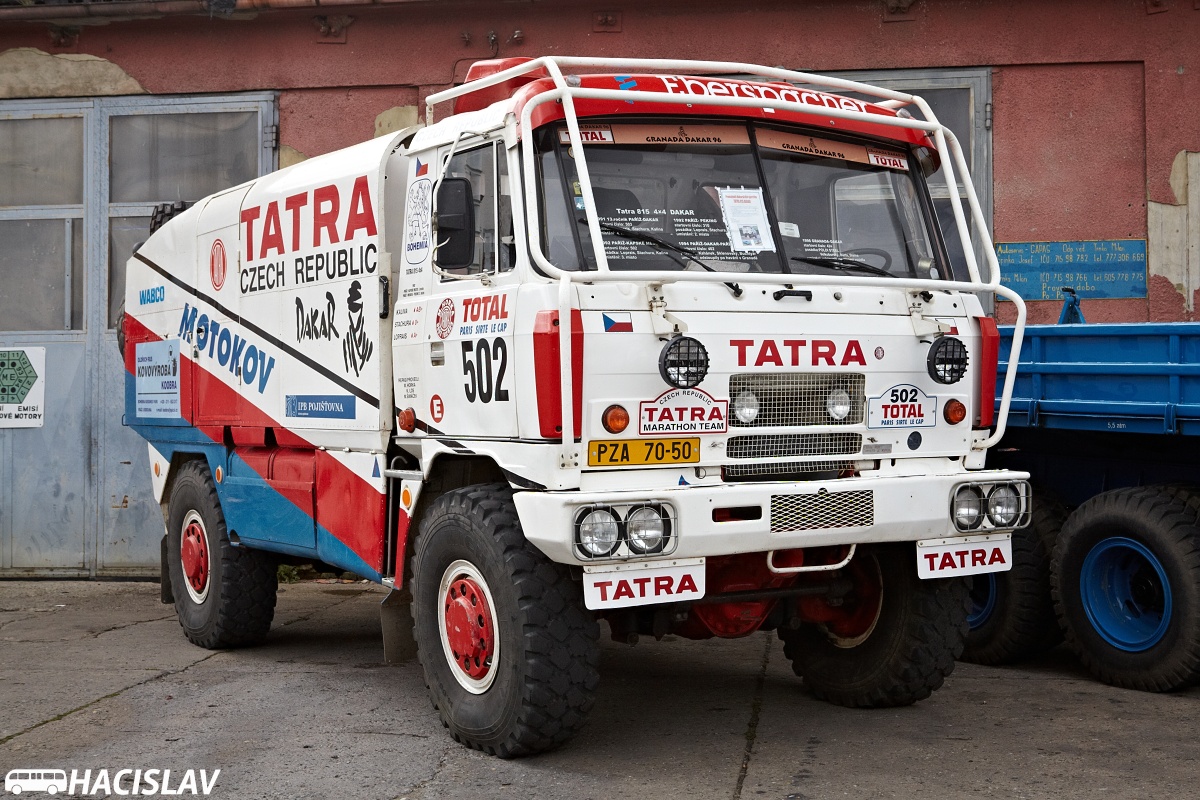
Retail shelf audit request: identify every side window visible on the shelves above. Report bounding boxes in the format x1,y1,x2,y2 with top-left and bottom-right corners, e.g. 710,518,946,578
439,141,513,277
0,115,85,331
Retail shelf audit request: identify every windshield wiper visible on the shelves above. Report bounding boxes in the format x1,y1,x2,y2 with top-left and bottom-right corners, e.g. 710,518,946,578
580,219,742,297
790,255,896,279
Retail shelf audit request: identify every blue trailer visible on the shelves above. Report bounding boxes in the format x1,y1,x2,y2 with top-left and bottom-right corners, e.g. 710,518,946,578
966,302,1200,691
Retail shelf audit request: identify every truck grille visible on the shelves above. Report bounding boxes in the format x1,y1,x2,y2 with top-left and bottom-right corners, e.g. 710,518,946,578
726,433,862,460
771,490,874,532
724,460,851,480
729,373,865,427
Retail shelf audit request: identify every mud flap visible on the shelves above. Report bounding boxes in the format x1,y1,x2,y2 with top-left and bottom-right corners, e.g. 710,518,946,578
380,587,417,663
160,534,175,605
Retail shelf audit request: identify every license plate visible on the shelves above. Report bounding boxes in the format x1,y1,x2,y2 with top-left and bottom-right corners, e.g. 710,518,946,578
582,558,706,609
587,437,700,467
916,533,1013,579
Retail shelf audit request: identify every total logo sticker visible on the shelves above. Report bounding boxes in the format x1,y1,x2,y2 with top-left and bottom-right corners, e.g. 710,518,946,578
435,298,455,340
867,384,936,429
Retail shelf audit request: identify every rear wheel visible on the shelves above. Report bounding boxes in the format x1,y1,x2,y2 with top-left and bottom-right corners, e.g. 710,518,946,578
1052,486,1200,691
961,493,1065,664
780,544,969,707
166,460,277,648
412,484,600,757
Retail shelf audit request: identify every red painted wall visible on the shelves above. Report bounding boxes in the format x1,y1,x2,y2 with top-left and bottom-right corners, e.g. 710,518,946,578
3,0,1199,321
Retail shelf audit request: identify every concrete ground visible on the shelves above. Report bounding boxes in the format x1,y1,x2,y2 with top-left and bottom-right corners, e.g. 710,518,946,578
2,580,1198,800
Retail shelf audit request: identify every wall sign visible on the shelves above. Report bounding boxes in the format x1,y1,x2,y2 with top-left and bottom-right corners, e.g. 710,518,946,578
0,347,45,428
996,240,1147,301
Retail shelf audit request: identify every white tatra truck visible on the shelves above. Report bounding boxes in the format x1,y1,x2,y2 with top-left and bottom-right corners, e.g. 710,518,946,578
123,57,1031,757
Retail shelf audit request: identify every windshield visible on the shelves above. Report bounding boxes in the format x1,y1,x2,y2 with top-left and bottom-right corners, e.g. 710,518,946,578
538,121,943,279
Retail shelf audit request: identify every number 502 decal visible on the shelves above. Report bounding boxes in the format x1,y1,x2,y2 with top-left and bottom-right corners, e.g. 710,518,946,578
461,338,509,403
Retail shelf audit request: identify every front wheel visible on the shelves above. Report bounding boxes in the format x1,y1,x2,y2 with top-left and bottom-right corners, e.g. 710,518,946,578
780,544,969,707
1052,487,1200,691
961,493,1065,665
412,484,600,757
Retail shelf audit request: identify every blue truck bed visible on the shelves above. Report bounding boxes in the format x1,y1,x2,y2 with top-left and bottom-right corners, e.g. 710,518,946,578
1000,322,1200,436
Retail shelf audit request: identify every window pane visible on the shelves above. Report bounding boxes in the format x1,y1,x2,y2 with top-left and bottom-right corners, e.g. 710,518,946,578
0,117,84,206
110,111,258,203
109,216,151,328
441,144,497,275
0,219,77,331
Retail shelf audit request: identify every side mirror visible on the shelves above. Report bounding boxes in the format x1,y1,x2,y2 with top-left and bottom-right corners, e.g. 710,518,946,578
435,177,476,270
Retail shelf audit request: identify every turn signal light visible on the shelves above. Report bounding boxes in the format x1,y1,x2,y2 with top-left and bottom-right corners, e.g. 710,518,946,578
398,407,416,433
943,399,967,425
602,404,630,434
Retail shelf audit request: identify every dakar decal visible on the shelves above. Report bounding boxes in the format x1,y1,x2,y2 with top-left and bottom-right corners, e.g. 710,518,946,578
342,280,374,377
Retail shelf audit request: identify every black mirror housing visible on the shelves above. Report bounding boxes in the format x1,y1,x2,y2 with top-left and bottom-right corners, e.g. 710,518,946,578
435,177,475,269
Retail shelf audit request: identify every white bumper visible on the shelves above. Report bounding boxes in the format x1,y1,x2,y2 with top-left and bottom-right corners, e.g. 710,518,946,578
513,469,1030,565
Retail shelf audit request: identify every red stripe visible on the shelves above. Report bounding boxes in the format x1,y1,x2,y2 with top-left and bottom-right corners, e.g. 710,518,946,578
976,316,1000,429
532,309,584,439
125,313,386,574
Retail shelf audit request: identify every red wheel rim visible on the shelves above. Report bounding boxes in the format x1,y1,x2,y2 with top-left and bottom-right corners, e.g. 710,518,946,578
180,512,210,602
443,575,495,681
825,556,883,645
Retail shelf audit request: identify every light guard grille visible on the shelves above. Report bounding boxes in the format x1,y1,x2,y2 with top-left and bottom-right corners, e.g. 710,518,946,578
771,490,875,532
729,373,866,427
727,433,862,460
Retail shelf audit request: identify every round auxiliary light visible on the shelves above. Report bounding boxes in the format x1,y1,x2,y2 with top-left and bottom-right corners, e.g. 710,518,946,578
734,390,760,425
576,507,621,558
927,336,969,385
602,404,630,434
626,506,670,555
659,336,709,389
987,484,1022,528
953,485,985,531
943,398,967,425
826,388,853,421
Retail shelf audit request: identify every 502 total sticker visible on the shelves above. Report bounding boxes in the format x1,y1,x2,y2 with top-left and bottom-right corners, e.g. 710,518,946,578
867,384,936,429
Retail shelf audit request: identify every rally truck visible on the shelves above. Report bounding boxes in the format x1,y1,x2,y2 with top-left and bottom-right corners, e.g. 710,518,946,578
122,56,1031,757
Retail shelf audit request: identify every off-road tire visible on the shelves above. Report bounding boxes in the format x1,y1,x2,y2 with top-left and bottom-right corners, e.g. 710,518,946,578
166,460,277,649
961,493,1065,664
781,544,969,707
149,200,189,234
412,483,600,757
1052,486,1200,691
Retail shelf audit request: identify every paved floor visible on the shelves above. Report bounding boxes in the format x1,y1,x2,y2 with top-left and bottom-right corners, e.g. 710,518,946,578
2,580,1198,799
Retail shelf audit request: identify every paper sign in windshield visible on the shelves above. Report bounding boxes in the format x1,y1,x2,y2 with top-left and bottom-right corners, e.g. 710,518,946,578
563,124,750,146
718,188,775,253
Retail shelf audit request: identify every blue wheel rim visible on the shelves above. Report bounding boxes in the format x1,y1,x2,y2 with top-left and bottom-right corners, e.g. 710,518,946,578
1080,537,1172,652
967,573,998,631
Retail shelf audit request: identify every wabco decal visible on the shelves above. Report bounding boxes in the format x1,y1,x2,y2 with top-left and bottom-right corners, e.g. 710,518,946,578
730,338,867,367
138,286,165,305
177,303,277,393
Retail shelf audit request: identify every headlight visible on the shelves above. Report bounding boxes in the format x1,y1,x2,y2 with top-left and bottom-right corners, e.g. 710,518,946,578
826,388,852,421
626,506,670,554
733,390,760,424
953,486,985,531
987,484,1021,527
659,336,709,389
576,507,621,557
927,336,968,384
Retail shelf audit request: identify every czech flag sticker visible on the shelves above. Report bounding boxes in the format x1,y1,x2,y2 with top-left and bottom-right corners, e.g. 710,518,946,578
415,158,429,177
602,312,633,332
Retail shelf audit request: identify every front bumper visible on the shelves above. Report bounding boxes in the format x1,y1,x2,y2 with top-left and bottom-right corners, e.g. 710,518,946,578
513,469,1030,565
